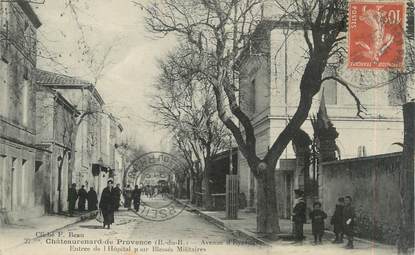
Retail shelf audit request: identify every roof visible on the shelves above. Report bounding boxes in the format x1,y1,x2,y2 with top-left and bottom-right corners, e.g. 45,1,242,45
36,69,93,87
36,69,105,106
37,85,80,115
17,0,42,29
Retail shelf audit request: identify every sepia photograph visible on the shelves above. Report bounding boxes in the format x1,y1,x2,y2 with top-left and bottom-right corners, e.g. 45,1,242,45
0,0,414,254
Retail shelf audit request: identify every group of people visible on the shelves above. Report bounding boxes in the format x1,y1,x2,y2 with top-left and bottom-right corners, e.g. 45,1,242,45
142,184,170,199
68,180,142,229
122,184,142,211
67,184,98,214
292,189,355,249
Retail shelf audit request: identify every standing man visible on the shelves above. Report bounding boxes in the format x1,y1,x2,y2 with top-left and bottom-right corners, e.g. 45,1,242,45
123,185,133,209
292,189,306,243
113,184,122,211
87,187,98,211
77,185,88,211
67,183,78,216
343,196,355,249
132,185,142,212
99,180,117,229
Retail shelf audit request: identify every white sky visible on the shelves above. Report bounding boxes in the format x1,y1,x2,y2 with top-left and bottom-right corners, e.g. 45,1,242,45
34,0,176,151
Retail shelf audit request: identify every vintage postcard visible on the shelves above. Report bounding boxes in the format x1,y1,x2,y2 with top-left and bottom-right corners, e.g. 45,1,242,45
0,0,414,255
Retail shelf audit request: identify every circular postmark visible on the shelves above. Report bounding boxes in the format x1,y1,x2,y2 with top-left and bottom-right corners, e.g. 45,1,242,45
125,152,188,221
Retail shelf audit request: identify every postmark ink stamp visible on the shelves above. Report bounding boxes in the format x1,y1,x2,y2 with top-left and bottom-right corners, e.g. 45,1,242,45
348,0,406,69
125,152,188,221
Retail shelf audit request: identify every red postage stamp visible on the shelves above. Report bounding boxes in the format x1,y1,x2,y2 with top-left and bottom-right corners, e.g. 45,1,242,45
348,1,406,69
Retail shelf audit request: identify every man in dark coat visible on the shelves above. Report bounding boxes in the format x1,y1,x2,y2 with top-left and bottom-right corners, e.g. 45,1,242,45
77,185,88,211
343,196,355,249
309,201,327,244
331,197,345,243
292,189,306,242
67,183,78,216
99,180,117,229
132,185,142,212
87,187,98,211
123,185,133,209
113,184,122,211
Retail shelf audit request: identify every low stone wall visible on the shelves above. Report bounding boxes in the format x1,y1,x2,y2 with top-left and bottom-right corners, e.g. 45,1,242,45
320,152,410,245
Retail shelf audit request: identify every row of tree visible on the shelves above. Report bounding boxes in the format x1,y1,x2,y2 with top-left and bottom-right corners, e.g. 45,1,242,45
140,1,414,253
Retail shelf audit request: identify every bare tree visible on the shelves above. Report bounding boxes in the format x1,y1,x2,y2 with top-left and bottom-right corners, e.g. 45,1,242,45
136,0,355,234
150,46,229,209
115,138,148,187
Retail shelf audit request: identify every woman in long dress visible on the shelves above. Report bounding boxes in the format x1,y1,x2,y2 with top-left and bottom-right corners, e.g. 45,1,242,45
99,180,116,229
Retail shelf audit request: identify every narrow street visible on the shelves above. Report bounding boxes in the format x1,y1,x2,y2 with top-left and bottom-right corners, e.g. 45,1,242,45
8,205,261,255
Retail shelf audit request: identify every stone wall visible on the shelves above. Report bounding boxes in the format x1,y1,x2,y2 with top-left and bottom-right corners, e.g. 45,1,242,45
320,153,408,244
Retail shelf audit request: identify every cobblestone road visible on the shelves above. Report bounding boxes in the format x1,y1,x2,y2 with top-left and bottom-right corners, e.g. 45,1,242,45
7,201,260,255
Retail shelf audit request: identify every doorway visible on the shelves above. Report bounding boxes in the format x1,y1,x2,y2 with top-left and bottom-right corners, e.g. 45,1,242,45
10,157,17,211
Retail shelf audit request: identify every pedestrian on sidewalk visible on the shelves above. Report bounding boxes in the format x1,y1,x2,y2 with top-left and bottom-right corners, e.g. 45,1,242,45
343,196,355,249
68,183,78,216
114,184,122,211
87,187,98,211
330,197,345,243
309,201,327,245
77,185,88,211
132,185,142,212
99,180,117,229
123,184,133,209
292,189,306,243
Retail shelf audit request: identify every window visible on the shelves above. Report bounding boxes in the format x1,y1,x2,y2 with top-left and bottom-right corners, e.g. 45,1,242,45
23,65,29,80
323,80,337,105
1,19,9,63
21,159,27,204
0,156,5,209
11,157,16,210
0,65,8,117
21,79,29,126
322,67,337,105
357,145,367,157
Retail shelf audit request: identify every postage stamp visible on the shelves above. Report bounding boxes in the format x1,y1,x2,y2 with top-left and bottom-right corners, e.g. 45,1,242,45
125,151,188,221
348,0,406,69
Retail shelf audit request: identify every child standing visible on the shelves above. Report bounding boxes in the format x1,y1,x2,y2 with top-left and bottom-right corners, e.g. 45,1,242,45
330,197,345,243
309,201,327,244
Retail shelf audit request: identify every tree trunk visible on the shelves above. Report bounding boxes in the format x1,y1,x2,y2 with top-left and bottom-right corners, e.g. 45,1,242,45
398,103,415,254
203,157,213,210
190,176,197,204
256,165,280,235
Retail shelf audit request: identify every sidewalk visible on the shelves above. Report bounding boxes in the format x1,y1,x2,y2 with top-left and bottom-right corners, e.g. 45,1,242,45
177,199,398,254
0,210,98,252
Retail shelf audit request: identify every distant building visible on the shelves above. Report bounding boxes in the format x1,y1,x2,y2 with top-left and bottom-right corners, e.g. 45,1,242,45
0,1,42,223
36,70,123,199
35,86,79,213
236,3,409,216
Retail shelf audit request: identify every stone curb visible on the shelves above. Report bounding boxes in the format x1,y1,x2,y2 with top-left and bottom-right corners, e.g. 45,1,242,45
5,210,98,252
323,229,395,248
174,199,400,250
174,199,271,247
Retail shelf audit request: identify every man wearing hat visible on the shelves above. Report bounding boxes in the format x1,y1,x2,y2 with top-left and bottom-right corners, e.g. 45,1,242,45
292,189,306,242
99,180,117,229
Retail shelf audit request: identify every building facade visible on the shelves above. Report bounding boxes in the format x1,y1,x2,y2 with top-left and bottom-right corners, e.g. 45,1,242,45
36,70,123,201
237,4,409,216
35,86,79,213
0,1,42,223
